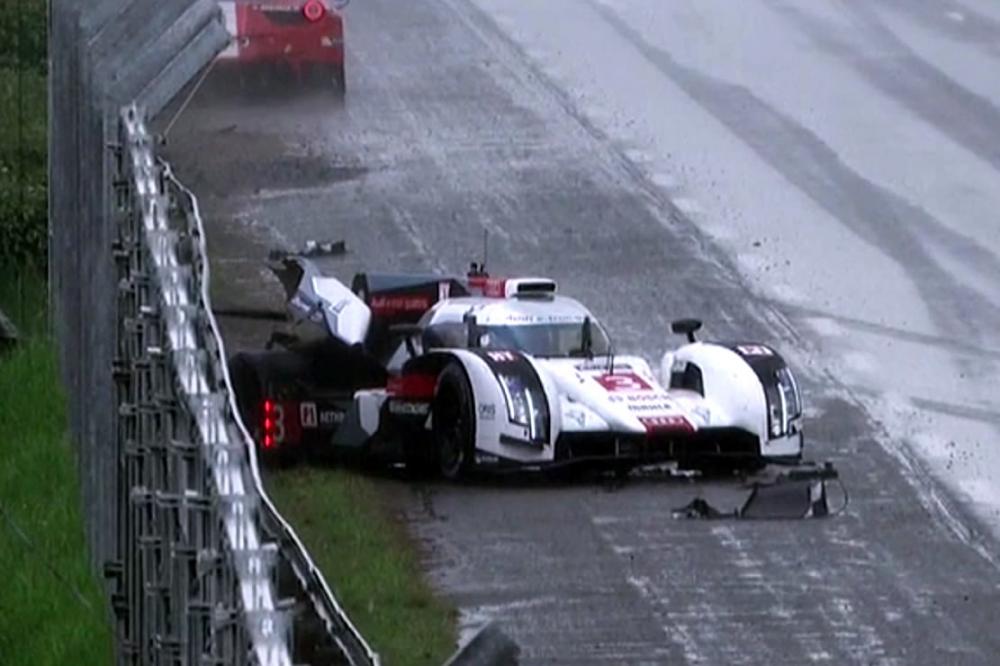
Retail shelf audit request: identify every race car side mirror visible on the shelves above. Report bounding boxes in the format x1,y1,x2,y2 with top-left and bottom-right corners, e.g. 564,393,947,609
671,318,702,343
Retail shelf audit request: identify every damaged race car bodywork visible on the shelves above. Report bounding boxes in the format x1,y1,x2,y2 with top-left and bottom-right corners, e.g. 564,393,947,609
228,257,805,477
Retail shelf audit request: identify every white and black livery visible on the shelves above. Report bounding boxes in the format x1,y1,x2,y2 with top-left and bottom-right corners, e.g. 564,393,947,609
228,257,804,477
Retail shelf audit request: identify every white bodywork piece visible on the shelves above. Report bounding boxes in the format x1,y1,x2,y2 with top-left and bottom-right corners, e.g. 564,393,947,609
311,277,371,346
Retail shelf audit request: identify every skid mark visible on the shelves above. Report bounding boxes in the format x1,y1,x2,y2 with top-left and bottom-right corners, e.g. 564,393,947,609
588,0,1000,350
776,1,1000,175
872,0,1000,59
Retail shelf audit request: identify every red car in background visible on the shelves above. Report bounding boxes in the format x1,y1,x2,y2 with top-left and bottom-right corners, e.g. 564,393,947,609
218,0,346,94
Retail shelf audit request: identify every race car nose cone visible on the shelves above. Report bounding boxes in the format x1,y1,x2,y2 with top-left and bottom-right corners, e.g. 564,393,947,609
303,0,326,22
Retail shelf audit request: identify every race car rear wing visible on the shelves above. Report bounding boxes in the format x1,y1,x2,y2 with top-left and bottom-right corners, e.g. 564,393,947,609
351,272,470,360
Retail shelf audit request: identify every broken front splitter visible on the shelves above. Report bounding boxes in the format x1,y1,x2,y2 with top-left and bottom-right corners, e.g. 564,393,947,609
672,461,846,520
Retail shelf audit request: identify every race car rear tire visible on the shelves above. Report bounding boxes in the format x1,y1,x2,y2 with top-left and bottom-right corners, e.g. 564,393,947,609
432,363,475,480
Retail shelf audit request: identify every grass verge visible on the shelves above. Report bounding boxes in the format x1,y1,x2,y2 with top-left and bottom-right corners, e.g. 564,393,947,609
265,468,458,666
0,58,48,268
0,278,114,664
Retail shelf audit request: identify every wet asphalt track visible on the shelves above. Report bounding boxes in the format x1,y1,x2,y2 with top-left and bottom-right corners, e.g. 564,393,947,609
165,0,1000,663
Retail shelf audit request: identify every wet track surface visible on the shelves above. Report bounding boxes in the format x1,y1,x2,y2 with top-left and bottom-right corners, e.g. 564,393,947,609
166,0,1000,663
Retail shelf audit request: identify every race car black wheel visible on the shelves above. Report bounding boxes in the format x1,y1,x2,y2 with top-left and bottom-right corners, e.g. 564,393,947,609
432,364,475,481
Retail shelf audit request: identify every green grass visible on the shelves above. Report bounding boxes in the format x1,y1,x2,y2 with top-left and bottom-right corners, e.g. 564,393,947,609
0,283,114,665
0,264,47,337
265,468,458,666
0,20,48,268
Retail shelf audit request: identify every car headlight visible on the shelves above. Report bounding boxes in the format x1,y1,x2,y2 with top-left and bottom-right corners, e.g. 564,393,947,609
499,374,529,424
776,367,801,420
765,366,801,439
497,372,546,442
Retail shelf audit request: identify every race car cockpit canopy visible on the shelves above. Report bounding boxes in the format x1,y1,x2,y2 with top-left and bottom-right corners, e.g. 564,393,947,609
421,294,612,358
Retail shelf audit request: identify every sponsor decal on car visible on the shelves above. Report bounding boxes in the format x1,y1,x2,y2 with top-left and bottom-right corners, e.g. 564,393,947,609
389,401,431,416
638,415,694,433
575,361,632,372
478,403,496,420
319,409,345,425
595,372,653,393
626,401,677,413
300,402,318,428
607,391,679,414
467,276,508,297
369,294,432,315
299,401,346,427
484,313,588,325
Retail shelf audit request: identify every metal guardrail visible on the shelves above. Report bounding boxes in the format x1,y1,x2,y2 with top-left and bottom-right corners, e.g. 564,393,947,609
113,104,379,666
50,1,381,662
166,123,380,666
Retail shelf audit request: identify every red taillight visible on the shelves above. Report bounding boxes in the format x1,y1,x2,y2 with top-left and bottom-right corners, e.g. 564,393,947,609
263,400,276,448
303,0,326,22
259,398,299,449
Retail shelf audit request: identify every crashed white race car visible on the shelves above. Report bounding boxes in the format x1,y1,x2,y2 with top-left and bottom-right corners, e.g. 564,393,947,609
228,258,804,478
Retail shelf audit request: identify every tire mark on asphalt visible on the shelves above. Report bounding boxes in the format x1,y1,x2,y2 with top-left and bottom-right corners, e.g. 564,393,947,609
310,0,1000,662
773,1,1000,176
870,0,1000,61
772,301,1000,363
584,7,1000,648
588,1,1000,351
445,0,776,304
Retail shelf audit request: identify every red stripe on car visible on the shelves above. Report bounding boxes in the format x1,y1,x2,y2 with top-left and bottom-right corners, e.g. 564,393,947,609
639,415,695,434
467,275,508,297
387,374,437,399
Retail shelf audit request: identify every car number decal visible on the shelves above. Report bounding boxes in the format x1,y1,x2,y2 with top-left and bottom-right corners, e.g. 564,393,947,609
595,372,652,392
736,344,773,357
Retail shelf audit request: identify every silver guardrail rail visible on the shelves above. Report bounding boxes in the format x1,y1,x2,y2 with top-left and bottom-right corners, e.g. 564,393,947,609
116,103,379,666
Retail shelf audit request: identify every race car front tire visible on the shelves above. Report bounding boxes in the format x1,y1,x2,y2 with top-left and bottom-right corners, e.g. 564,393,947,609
432,363,475,480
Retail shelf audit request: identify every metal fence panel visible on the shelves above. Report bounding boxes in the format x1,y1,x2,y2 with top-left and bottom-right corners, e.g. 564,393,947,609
49,1,380,663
